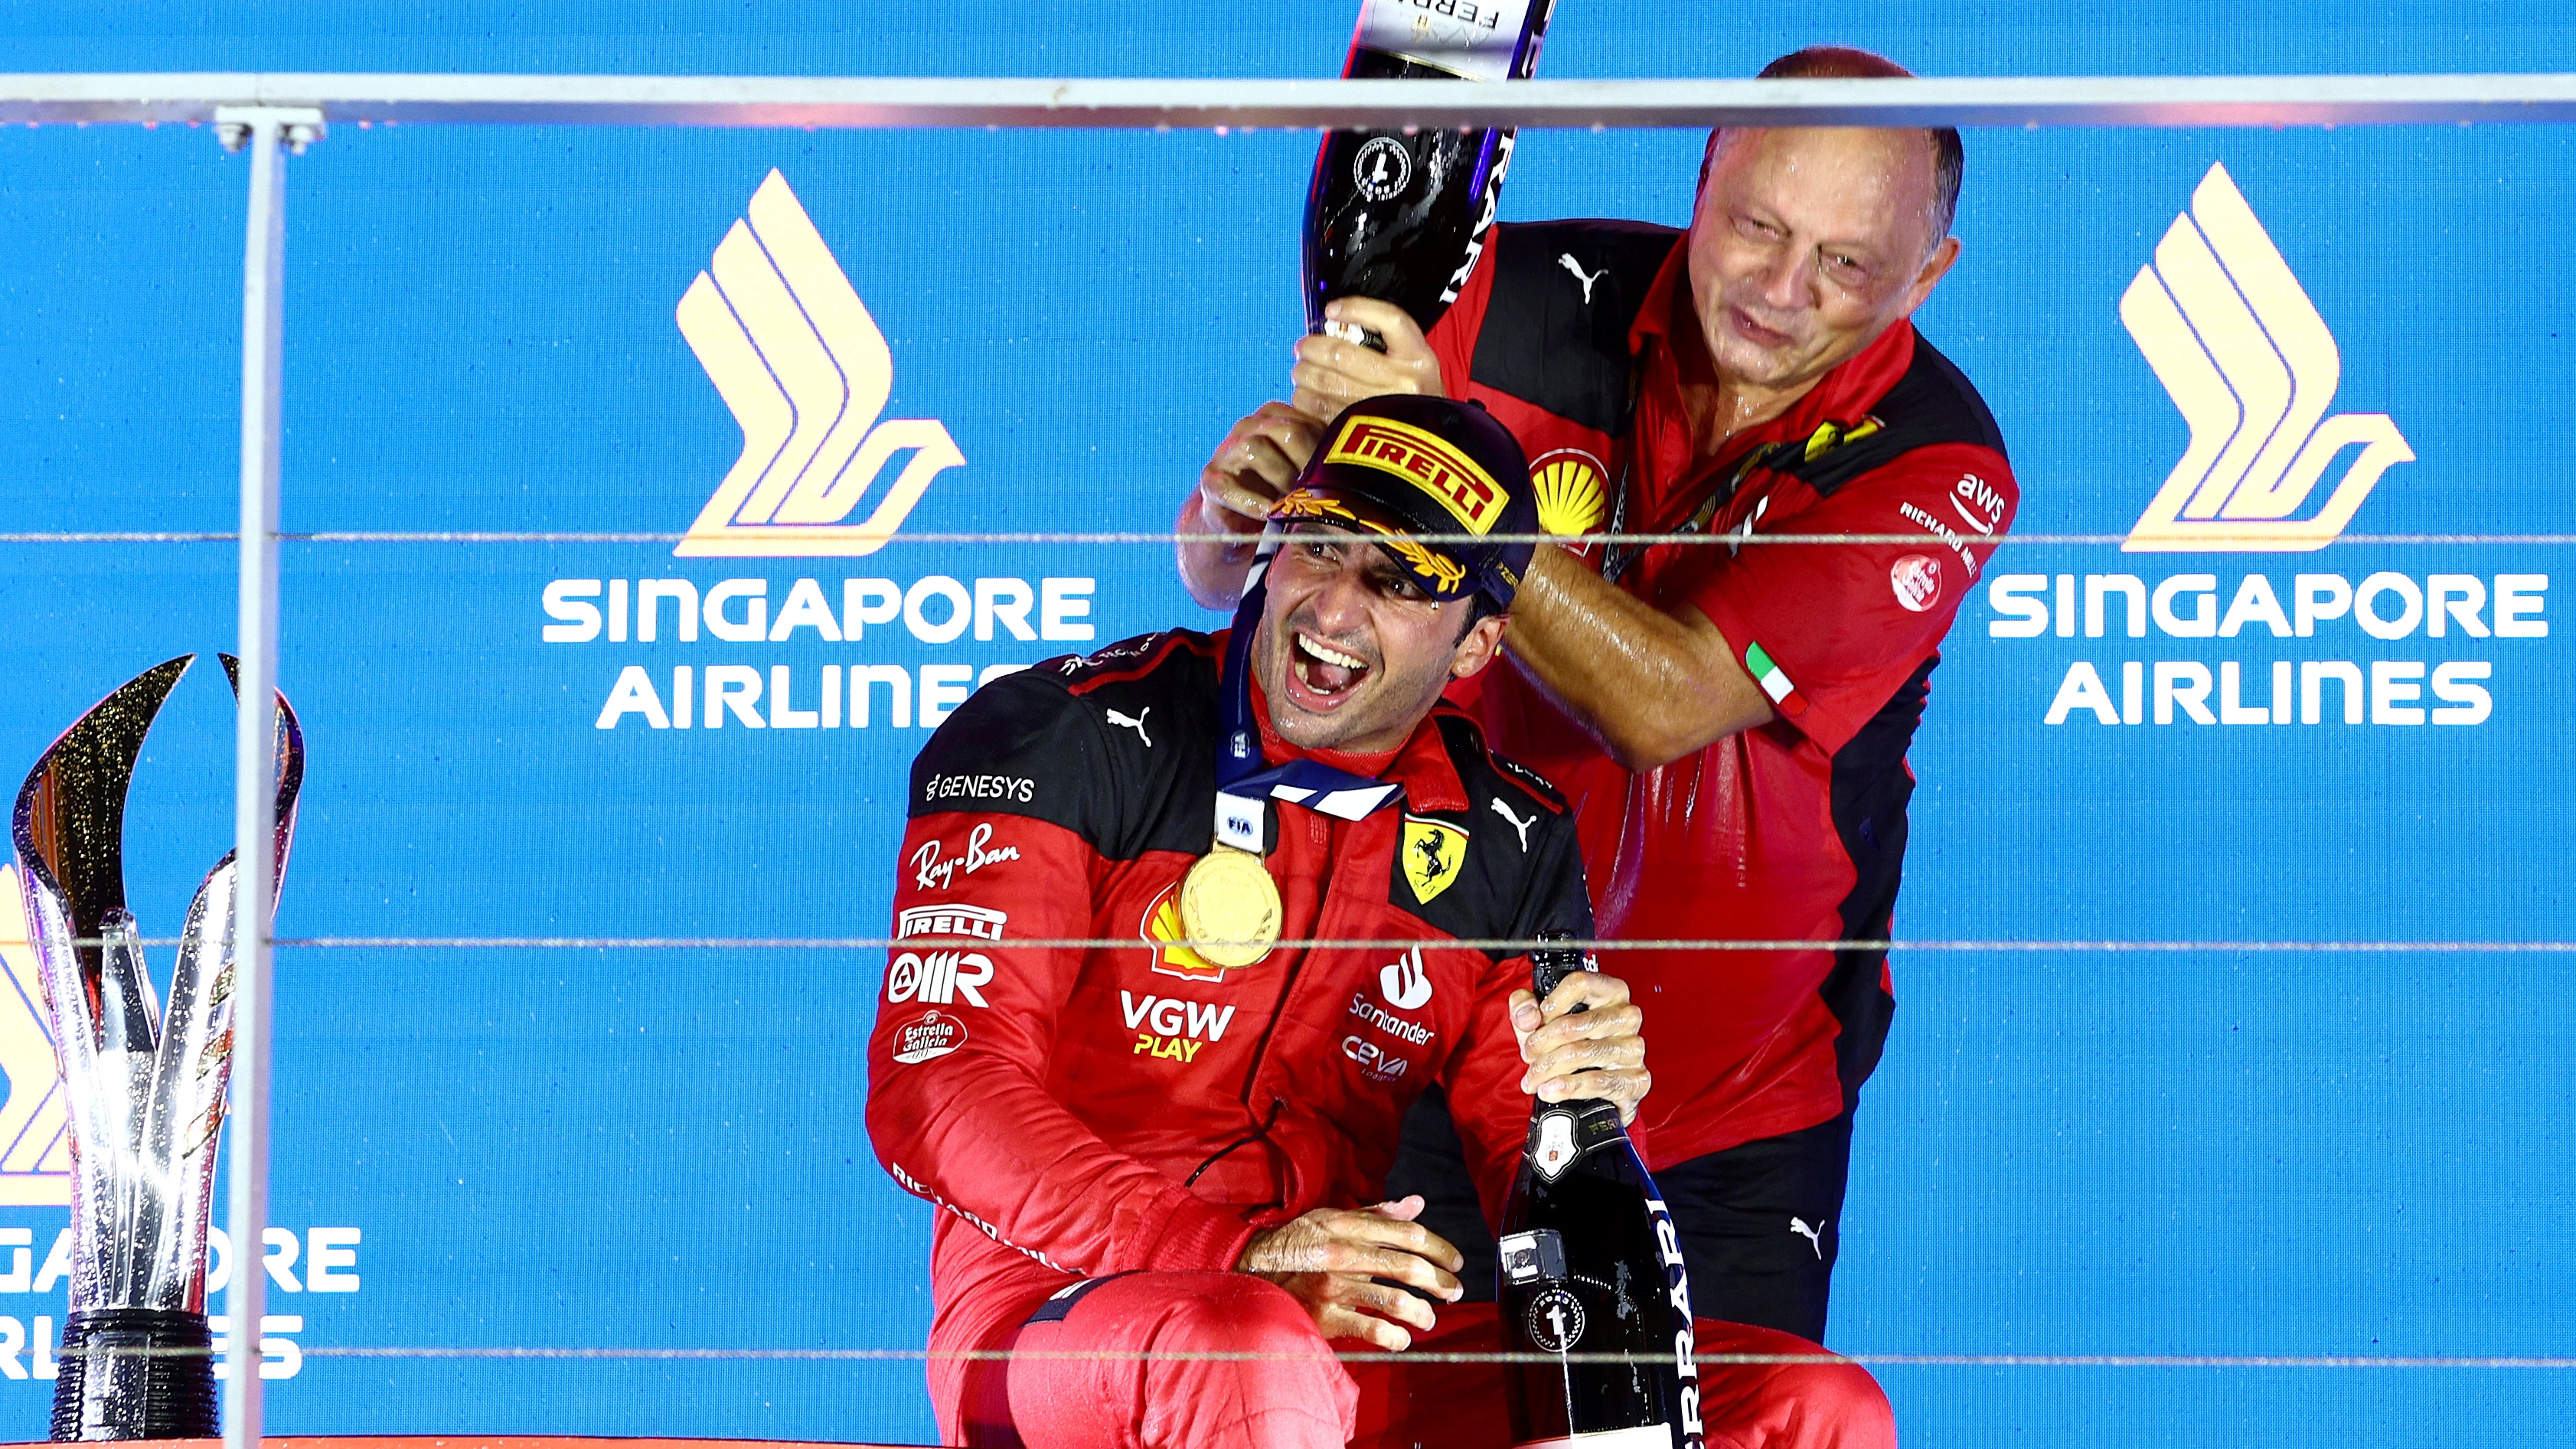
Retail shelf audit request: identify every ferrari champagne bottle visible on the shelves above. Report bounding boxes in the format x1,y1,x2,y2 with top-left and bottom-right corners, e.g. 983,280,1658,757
1498,930,1704,1449
1301,0,1557,347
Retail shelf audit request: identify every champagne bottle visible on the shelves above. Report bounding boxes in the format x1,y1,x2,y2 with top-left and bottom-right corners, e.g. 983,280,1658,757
1301,0,1558,348
1498,930,1704,1449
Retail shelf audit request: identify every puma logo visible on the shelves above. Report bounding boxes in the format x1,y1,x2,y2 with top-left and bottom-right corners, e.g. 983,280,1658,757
1789,1216,1824,1258
1489,795,1536,851
1105,707,1153,748
1558,253,1608,304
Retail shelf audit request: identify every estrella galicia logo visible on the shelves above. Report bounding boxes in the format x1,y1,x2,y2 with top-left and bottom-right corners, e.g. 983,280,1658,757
2120,163,2413,553
0,865,71,1206
674,170,965,557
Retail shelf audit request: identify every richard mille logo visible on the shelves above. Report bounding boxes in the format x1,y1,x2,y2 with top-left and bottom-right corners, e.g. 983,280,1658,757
2120,163,2412,553
674,169,965,558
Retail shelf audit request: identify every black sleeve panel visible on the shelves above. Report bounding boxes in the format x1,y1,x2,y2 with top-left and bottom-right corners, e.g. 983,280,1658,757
1507,804,1596,953
1778,331,2013,498
922,630,1229,863
906,667,1113,844
1465,219,1683,435
1390,715,1593,958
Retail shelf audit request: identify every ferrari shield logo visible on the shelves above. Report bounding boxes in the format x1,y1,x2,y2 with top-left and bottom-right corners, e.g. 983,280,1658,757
1400,817,1468,905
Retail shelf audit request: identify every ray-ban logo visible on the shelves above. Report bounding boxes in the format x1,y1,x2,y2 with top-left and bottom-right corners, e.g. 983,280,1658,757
2120,163,2412,553
674,170,965,557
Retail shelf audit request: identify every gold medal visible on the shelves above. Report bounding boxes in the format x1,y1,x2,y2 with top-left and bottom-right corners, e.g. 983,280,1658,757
1177,845,1282,968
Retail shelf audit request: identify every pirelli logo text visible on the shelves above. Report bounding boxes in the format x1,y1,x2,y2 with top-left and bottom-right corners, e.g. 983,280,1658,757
887,904,1006,1009
896,904,1007,943
1325,418,1502,535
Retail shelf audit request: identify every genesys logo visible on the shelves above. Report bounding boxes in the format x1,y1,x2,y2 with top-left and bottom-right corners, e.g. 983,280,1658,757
675,170,965,558
2120,163,2412,553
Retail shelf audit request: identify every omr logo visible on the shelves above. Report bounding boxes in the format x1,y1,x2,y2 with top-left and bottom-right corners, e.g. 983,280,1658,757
674,170,965,557
2120,163,2413,553
0,866,71,1206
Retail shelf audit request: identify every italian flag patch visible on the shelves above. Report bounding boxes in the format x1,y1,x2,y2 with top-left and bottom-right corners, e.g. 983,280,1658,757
1745,641,1807,717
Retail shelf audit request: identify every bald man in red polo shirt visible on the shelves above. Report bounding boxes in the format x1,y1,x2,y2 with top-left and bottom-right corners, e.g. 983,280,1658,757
1180,46,2018,1346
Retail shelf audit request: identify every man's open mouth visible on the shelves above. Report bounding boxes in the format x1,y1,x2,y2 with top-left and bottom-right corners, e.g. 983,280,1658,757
1287,630,1373,710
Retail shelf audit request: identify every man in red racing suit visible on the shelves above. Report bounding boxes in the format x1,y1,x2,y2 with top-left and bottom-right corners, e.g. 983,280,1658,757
867,396,1892,1449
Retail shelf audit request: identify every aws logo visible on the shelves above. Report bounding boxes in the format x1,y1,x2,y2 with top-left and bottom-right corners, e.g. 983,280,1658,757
0,866,71,1206
2121,163,2413,553
674,170,965,557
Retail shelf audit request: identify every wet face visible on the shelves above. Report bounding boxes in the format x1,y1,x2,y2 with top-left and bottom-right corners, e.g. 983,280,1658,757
1685,126,1960,395
1251,524,1507,755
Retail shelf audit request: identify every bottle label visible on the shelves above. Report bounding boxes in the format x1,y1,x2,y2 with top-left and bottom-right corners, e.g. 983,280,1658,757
1647,1196,1709,1447
1529,1109,1580,1180
1522,1286,1586,1353
1355,0,1536,81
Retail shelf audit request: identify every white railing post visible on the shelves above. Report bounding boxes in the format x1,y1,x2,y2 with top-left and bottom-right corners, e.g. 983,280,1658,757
217,102,321,1449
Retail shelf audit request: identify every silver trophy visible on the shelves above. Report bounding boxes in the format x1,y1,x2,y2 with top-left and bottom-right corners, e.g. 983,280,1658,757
12,655,304,1441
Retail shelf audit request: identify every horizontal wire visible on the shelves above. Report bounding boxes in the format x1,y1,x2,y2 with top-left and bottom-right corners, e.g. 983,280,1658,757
4,530,2576,547
40,935,2555,954
3,71,2576,130
50,936,2565,957
72,1343,2576,1369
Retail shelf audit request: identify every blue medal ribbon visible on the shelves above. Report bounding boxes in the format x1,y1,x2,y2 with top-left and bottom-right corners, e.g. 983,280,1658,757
1213,551,1409,853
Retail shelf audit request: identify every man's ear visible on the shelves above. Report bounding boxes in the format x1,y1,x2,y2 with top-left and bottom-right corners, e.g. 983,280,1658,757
1448,615,1510,680
1899,234,1961,321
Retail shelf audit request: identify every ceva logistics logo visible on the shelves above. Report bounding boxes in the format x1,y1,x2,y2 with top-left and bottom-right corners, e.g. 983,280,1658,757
674,170,965,557
2120,163,2413,553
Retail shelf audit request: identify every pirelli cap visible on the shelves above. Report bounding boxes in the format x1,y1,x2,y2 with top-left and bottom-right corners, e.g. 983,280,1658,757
1268,393,1539,609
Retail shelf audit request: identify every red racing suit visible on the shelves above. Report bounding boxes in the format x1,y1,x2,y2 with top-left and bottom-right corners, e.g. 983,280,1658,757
865,628,1595,1438
1431,220,2020,1165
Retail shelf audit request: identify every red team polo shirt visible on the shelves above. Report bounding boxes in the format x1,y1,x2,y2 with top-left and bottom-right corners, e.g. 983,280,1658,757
1429,220,2018,1166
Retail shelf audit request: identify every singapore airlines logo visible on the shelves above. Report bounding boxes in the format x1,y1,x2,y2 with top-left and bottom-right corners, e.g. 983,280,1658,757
0,866,72,1206
2119,163,2412,553
674,170,965,557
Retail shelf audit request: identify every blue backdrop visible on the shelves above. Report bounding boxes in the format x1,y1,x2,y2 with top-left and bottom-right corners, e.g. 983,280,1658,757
0,2,2568,1444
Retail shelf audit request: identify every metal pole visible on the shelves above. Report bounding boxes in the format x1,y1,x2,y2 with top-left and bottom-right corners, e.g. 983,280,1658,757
224,107,280,1449
217,101,318,1449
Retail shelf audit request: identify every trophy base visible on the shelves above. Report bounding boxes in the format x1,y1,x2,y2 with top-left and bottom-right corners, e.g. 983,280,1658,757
50,1308,217,1443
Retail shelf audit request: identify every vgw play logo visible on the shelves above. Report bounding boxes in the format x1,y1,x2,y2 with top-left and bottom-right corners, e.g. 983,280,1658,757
2119,162,2412,552
674,171,965,557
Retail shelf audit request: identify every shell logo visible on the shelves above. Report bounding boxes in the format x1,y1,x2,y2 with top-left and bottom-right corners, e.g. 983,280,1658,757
1530,449,1608,537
